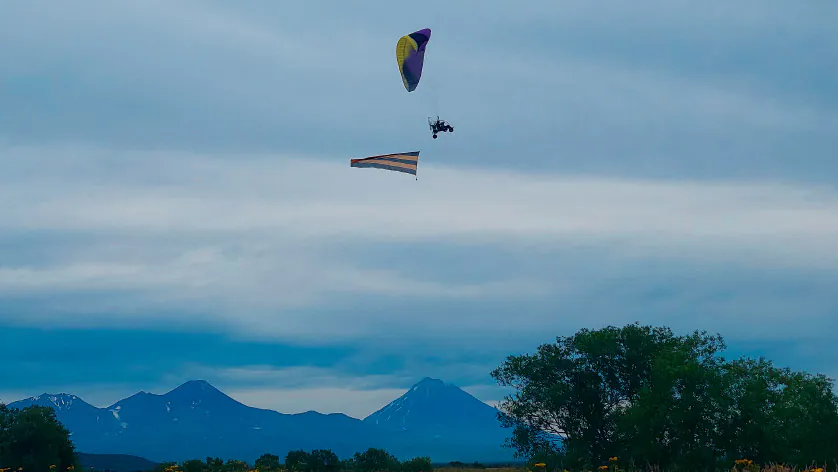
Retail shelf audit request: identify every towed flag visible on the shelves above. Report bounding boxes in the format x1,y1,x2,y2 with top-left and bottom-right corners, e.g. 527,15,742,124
350,151,420,177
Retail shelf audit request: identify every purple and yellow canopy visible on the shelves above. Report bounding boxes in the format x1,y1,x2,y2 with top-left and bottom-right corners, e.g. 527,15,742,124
396,28,431,92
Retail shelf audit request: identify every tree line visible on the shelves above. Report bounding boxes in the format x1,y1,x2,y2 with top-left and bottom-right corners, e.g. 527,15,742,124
154,449,432,472
492,323,838,471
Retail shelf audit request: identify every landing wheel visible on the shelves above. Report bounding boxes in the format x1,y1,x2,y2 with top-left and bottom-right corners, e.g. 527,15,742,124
433,134,437,139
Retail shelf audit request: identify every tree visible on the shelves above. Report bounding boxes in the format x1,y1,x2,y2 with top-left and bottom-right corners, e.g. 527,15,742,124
340,457,356,471
617,333,728,471
182,459,209,472
753,365,838,465
401,457,432,472
0,404,80,471
153,462,179,472
254,453,281,471
352,448,400,472
306,449,340,472
205,457,224,472
716,357,786,465
220,460,249,472
0,403,11,463
492,322,838,470
491,323,710,468
285,450,310,472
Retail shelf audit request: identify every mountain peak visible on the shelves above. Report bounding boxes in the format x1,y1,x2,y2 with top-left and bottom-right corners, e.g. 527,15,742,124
174,379,213,390
42,393,79,410
166,379,223,397
363,377,505,439
10,393,91,413
415,377,445,387
408,377,455,396
161,379,247,411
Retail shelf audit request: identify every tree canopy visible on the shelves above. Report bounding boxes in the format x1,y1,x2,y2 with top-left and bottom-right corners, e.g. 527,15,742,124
0,403,80,472
491,323,838,471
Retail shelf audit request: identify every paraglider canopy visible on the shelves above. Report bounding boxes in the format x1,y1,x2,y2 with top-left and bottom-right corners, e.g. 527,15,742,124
396,28,431,92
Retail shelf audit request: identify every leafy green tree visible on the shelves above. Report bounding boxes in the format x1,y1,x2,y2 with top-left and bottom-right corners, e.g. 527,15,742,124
759,366,838,465
492,323,708,468
340,457,356,471
352,448,400,472
492,322,838,470
285,450,310,472
401,457,432,472
0,403,11,462
182,459,209,472
220,459,249,472
617,333,728,471
254,453,281,471
0,404,80,471
205,457,224,472
716,357,786,465
306,449,339,472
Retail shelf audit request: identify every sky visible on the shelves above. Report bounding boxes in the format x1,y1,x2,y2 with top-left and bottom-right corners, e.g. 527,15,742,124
1,0,837,419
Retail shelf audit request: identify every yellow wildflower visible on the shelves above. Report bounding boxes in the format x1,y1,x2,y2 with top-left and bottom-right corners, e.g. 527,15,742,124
599,466,609,470
609,457,618,462
535,463,547,468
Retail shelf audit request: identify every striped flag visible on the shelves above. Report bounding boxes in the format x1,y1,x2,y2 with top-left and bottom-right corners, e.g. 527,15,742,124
350,151,420,176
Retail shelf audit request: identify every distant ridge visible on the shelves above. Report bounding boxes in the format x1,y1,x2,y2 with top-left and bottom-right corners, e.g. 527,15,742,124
8,378,514,464
77,452,157,472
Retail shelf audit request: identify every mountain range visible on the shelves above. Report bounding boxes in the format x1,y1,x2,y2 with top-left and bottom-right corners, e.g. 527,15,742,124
7,377,515,464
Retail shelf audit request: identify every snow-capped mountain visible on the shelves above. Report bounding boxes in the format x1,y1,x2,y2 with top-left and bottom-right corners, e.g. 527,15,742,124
10,393,125,440
7,378,514,464
16,393,81,412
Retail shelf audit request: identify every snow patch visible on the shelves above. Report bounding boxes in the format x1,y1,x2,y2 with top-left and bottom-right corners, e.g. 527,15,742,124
47,394,75,411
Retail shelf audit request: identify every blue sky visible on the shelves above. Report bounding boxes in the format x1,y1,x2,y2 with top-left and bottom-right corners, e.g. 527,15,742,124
1,0,837,419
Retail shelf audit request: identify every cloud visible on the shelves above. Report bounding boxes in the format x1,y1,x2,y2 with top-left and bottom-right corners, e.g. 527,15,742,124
0,143,837,344
3,144,837,257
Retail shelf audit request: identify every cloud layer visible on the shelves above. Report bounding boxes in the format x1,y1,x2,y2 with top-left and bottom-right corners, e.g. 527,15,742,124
2,144,836,342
